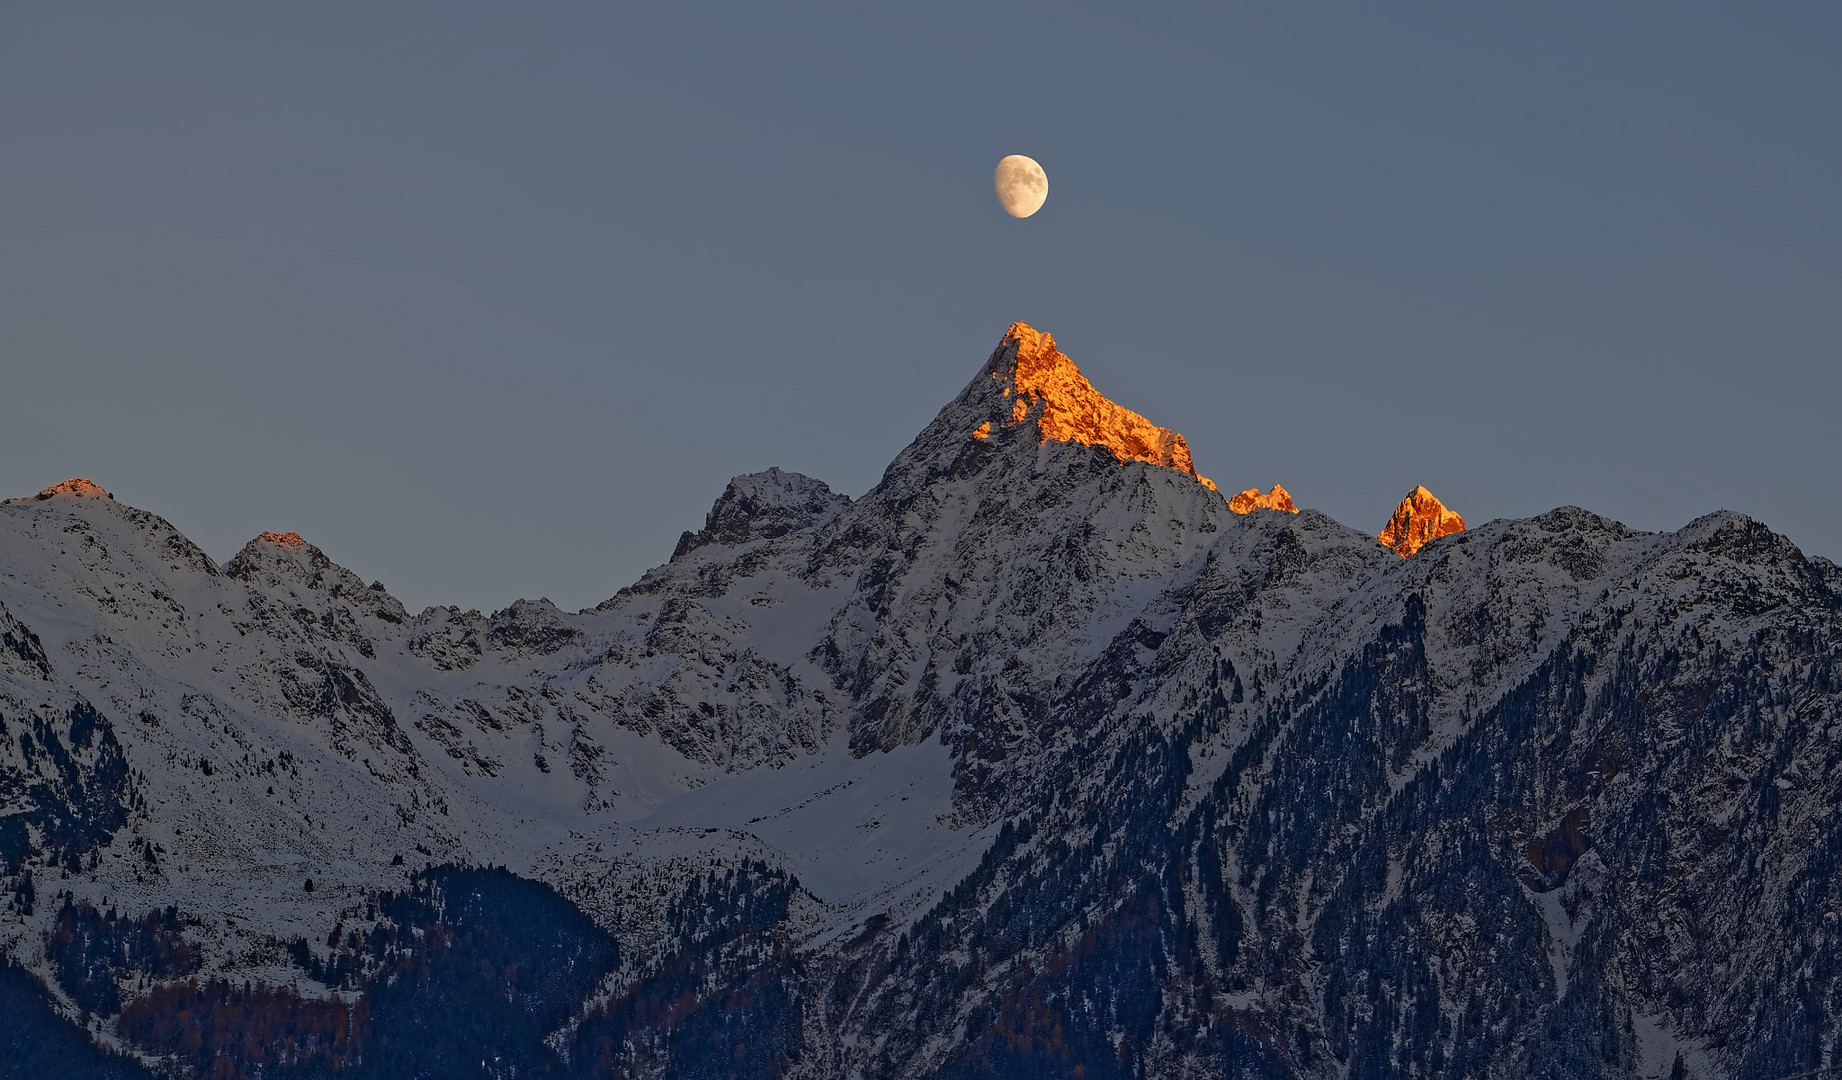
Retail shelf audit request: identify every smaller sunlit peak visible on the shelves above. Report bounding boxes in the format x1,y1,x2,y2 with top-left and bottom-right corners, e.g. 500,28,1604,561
35,478,111,500
1378,486,1466,557
1227,485,1298,515
256,531,310,549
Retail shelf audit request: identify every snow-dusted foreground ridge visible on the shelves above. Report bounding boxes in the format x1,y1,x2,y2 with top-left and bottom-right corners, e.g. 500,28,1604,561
4,325,1842,1079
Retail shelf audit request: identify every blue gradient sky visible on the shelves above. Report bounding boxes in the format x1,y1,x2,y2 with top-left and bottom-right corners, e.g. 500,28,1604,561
2,3,1837,611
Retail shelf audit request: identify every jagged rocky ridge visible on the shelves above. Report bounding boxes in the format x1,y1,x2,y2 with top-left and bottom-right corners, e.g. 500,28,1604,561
1229,483,1298,515
1,324,1839,1079
1379,485,1468,557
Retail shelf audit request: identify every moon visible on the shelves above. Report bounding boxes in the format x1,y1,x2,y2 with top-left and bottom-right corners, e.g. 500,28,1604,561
994,155,1048,218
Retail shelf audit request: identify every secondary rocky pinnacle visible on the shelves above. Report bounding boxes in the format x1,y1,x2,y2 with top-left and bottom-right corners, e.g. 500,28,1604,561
1228,484,1297,515
1378,485,1466,556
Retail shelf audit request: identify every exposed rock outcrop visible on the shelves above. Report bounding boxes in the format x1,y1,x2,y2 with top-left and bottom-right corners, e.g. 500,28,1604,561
991,323,1217,491
4,478,112,505
1227,484,1297,514
1378,484,1466,556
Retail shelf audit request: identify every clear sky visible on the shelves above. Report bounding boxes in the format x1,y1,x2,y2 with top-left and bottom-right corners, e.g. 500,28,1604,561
2,3,1837,613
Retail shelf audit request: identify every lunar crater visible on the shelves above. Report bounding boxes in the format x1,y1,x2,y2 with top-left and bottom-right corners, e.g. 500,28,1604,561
995,154,1048,218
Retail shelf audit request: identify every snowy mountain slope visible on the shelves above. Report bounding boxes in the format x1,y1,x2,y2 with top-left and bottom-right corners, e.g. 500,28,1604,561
0,482,967,982
3,324,1840,1079
831,508,1842,1080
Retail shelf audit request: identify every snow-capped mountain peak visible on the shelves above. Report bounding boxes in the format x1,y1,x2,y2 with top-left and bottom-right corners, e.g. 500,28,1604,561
988,321,1218,491
2,477,113,505
672,467,850,560
2,326,1839,1079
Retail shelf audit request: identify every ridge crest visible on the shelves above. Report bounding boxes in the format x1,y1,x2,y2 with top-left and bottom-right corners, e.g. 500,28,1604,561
988,323,1217,492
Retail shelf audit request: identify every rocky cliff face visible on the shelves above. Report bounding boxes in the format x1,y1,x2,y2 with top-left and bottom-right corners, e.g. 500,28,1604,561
989,322,1217,490
1228,483,1298,514
1,326,1837,1080
1379,483,1467,556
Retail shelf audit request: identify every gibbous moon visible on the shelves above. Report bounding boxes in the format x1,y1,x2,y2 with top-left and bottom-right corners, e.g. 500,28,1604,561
994,155,1048,218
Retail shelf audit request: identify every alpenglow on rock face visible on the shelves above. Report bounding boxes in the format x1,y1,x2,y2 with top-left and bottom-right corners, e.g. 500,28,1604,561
988,321,1218,491
1227,483,1298,514
1,476,113,505
1,324,1839,1079
1378,483,1466,555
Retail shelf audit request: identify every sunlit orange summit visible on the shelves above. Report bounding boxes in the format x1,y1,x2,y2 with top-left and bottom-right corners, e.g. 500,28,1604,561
1228,485,1297,515
986,323,1218,491
1378,485,1465,557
